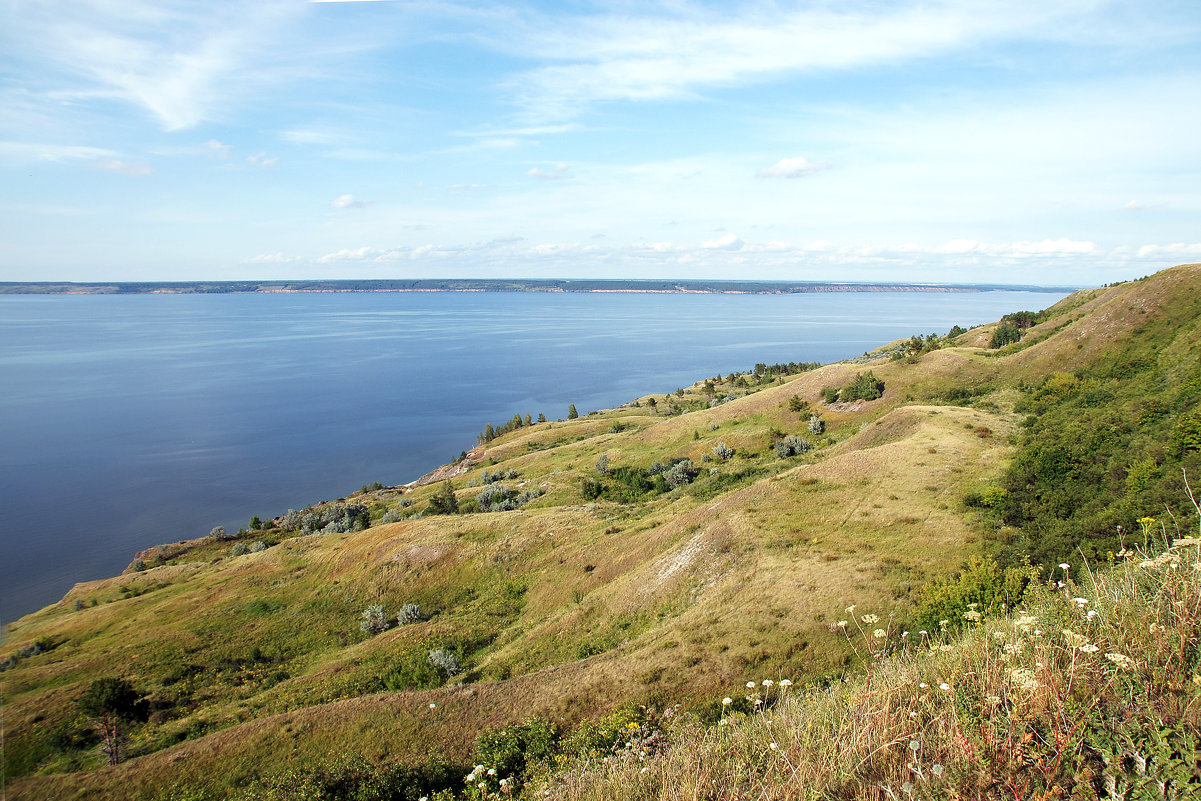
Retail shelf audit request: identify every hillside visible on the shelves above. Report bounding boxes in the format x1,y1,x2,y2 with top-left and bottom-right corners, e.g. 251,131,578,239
2,264,1199,801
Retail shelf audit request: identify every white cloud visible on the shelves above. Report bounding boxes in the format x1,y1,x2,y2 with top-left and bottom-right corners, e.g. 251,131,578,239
0,141,115,165
330,194,369,209
246,152,278,167
503,1,1111,120
526,163,571,180
701,233,745,251
8,1,310,130
203,139,231,158
92,159,152,176
758,156,830,179
1136,242,1201,258
243,252,299,263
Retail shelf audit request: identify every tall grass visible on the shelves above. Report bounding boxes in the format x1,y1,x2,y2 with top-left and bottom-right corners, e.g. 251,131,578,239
536,510,1201,800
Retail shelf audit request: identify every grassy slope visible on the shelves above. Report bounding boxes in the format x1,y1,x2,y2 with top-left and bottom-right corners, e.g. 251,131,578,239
3,264,1199,799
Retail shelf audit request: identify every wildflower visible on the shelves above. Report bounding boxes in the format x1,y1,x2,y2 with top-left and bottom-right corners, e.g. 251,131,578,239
1073,597,1089,606
939,682,950,691
466,774,477,783
1058,563,1070,570
918,630,928,636
762,679,774,688
967,602,979,610
1003,642,1023,655
932,764,944,777
992,631,1008,642
984,695,1001,705
722,697,733,705
770,742,779,750
837,620,848,628
909,740,921,752
919,682,929,689
902,782,914,794
861,614,880,624
845,605,856,614
1087,609,1098,620
939,619,949,629
719,717,729,726
964,610,982,623
1009,667,1039,691
1062,629,1087,648
939,644,955,652
1150,622,1165,635
779,679,793,688
641,767,649,774
1080,643,1099,653
747,681,756,689
873,628,886,639
479,782,487,790
902,631,909,638
429,703,437,709
1105,653,1133,668
488,768,497,776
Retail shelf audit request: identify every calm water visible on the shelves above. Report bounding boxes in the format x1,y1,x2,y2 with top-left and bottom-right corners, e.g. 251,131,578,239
0,289,1069,621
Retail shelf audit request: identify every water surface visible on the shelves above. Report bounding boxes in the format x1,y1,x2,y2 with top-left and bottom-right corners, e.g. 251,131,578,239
0,289,1068,621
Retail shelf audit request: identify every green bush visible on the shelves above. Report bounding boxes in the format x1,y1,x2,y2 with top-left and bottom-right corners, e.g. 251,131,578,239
840,371,885,402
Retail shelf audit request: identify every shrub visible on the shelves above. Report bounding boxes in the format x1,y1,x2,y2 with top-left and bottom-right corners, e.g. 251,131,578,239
788,395,809,413
475,719,560,782
775,435,810,458
595,454,610,475
841,371,885,402
820,386,840,404
664,460,698,488
209,525,229,541
396,603,422,625
713,442,734,461
249,541,267,553
230,542,249,556
360,604,389,636
808,414,825,435
426,481,459,515
428,648,461,677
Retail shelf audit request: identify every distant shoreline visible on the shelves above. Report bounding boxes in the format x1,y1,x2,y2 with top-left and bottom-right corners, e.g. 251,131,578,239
0,279,1078,295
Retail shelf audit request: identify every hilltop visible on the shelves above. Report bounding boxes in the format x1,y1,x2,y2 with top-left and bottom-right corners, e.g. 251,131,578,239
2,264,1199,800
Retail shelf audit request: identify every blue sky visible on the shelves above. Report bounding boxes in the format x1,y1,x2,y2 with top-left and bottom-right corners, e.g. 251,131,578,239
2,0,1199,285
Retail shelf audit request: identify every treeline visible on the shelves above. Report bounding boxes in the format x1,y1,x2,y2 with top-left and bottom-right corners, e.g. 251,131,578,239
478,412,547,444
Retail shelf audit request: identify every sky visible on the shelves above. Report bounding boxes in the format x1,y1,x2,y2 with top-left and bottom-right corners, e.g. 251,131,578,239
1,0,1200,286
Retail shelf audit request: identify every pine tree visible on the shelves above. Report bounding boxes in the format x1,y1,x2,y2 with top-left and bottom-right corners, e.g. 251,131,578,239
568,404,578,419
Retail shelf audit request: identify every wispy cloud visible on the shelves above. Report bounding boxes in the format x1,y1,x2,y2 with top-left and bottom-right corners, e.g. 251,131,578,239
526,163,571,181
0,141,115,165
246,152,278,167
7,1,311,131
500,1,1112,120
92,159,152,176
758,156,830,179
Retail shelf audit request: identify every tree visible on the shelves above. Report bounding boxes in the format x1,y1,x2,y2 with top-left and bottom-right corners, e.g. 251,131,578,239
77,678,146,765
537,413,547,423
209,525,227,541
568,404,579,419
248,515,262,531
426,480,459,515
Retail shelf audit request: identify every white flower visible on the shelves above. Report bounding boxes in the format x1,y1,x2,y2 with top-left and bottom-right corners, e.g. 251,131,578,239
1073,597,1089,606
939,683,950,691
478,782,487,790
429,703,437,709
845,605,856,614
1080,643,1100,653
779,679,793,687
909,740,921,752
837,620,848,628
1105,652,1134,668
919,682,929,689
1087,609,1098,620
861,614,880,624
762,679,774,687
873,628,886,639
932,764,944,777
1059,563,1070,570
488,768,497,776
719,717,729,726
770,742,779,750
722,696,733,705
747,681,756,689
466,774,476,783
